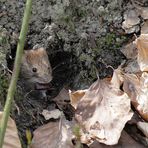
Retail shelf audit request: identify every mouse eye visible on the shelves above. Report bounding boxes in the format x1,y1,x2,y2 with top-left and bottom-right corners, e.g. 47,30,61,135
32,67,37,73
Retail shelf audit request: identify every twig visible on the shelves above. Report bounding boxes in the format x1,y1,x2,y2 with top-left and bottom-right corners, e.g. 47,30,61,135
0,0,32,147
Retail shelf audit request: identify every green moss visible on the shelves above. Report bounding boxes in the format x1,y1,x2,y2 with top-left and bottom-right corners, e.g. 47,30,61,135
0,27,9,46
105,33,116,46
0,69,22,108
96,33,127,51
74,32,128,89
0,71,9,106
0,35,8,46
14,85,24,102
60,15,75,32
0,27,10,64
79,53,93,62
59,1,87,32
61,15,71,24
74,7,87,18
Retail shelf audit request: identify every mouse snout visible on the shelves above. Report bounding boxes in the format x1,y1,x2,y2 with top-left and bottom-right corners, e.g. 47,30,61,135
38,73,52,84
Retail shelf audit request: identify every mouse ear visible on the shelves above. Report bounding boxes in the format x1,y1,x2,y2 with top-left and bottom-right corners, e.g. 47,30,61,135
37,48,48,56
37,47,46,52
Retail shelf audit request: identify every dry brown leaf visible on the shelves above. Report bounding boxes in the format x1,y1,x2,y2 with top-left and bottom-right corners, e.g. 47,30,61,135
122,9,140,33
42,109,62,120
54,88,75,121
135,34,148,71
141,20,148,34
110,69,123,88
123,60,140,74
123,72,148,121
31,117,74,148
54,88,70,109
134,5,148,20
137,122,148,138
69,89,87,109
0,112,22,148
74,70,133,145
138,7,148,20
89,130,145,148
131,0,148,20
121,42,137,59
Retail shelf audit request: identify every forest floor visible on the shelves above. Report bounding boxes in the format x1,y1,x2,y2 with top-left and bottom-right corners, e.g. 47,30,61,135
0,0,148,147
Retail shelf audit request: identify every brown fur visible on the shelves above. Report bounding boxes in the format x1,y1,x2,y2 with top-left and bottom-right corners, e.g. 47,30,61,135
20,48,52,85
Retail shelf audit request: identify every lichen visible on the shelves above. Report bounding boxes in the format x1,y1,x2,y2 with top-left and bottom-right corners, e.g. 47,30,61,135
0,27,10,65
72,32,127,89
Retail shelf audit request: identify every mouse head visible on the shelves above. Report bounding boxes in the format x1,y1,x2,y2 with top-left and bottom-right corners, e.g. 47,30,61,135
21,48,52,85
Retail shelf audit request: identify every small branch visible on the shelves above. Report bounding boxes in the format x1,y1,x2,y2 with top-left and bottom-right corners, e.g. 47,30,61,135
0,0,32,147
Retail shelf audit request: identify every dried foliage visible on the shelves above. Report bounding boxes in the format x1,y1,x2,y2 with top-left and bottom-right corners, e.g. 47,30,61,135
89,131,145,148
123,72,148,121
30,117,74,148
2,1,148,146
135,34,148,72
42,109,62,120
70,70,133,145
28,34,148,147
141,20,148,34
0,112,21,148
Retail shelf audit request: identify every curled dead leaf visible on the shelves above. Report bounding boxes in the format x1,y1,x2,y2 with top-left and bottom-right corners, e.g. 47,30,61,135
132,0,148,20
54,88,75,120
138,7,148,20
54,88,70,109
135,34,148,71
69,89,87,109
31,117,74,148
141,20,148,34
122,9,140,33
123,72,148,121
74,70,133,145
121,42,137,59
123,59,140,74
0,112,22,148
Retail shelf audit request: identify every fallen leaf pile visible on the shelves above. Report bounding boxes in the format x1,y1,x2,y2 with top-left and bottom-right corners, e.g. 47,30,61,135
1,35,147,147
2,5,148,146
68,34,148,146
2,35,148,147
28,34,148,148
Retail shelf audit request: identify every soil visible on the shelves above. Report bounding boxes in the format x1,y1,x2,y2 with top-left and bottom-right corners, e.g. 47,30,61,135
0,0,147,147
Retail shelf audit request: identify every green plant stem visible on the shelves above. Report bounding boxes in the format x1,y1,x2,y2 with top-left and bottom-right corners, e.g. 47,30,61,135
0,0,32,147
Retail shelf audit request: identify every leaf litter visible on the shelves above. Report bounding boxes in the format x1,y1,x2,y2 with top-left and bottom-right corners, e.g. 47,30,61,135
70,70,133,145
27,34,148,147
30,116,74,148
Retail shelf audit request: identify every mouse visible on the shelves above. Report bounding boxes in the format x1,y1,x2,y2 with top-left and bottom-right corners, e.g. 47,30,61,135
20,47,52,90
